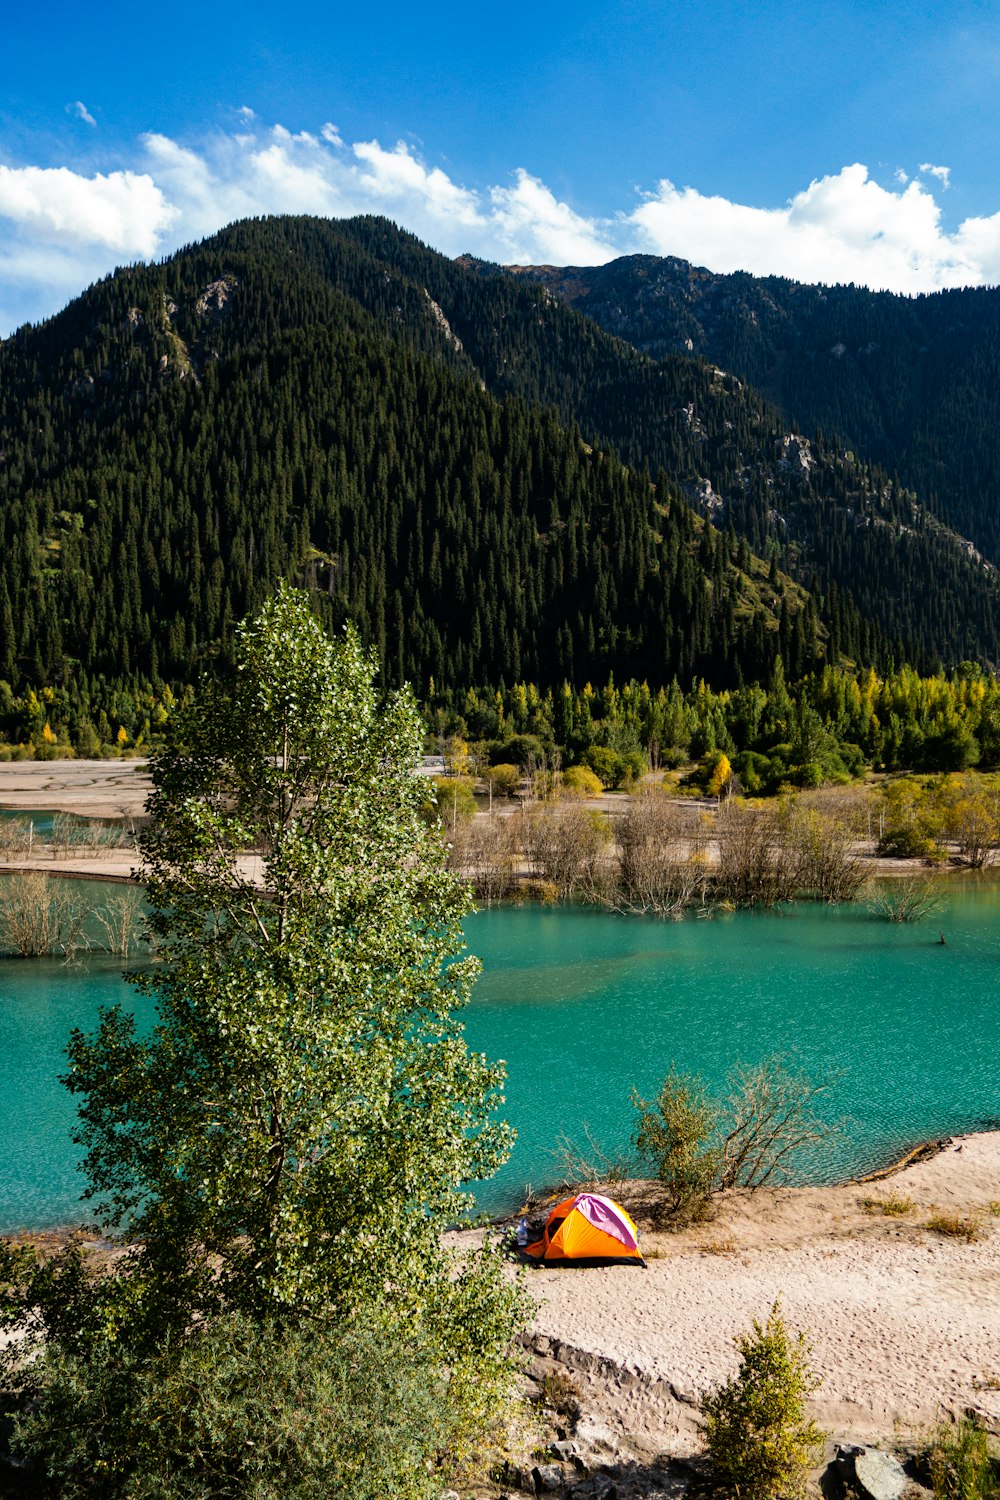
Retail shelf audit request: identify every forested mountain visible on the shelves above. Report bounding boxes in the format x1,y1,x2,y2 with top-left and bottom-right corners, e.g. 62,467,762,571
0,216,825,725
504,253,1000,569
0,214,998,752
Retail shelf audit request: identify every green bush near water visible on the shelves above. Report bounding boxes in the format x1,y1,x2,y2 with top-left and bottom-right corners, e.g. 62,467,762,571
633,1056,837,1227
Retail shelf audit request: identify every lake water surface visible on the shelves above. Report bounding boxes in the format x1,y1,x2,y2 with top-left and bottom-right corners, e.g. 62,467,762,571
1,881,998,1229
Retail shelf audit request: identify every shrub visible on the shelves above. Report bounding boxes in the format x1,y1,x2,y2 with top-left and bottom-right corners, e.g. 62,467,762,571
426,775,477,829
511,877,560,906
0,873,89,958
700,1302,823,1500
634,1057,838,1225
483,763,521,798
633,1066,721,1225
926,1213,984,1243
621,750,650,785
868,876,944,923
495,734,546,769
928,1414,999,1500
522,802,610,894
715,1057,839,1192
537,1368,582,1421
560,764,604,797
860,1192,914,1216
583,745,626,789
877,826,941,859
715,803,799,907
611,787,706,915
732,751,773,795
10,1311,467,1500
658,747,686,771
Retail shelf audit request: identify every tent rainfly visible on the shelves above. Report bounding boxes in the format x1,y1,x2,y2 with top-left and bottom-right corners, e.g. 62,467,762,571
524,1191,646,1267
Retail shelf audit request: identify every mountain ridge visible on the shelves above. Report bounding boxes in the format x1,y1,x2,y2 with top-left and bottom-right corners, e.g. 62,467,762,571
1,214,998,723
498,250,1000,572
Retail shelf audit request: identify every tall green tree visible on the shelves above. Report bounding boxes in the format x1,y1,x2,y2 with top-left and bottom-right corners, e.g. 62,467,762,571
64,584,517,1333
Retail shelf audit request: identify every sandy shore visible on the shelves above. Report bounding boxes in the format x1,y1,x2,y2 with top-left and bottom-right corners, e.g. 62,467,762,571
0,761,150,880
0,760,973,888
0,759,150,819
520,1133,1000,1454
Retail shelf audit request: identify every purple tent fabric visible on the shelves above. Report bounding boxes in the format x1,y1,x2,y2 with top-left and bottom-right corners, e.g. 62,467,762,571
574,1193,638,1249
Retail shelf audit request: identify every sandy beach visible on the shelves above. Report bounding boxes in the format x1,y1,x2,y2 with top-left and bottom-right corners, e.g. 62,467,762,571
0,760,150,880
0,760,150,819
519,1133,1000,1457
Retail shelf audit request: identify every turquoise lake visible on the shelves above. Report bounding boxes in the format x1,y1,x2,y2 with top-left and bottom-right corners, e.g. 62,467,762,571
1,881,998,1229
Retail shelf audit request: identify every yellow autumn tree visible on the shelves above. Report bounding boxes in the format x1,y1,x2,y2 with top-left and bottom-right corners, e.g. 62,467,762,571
707,752,733,800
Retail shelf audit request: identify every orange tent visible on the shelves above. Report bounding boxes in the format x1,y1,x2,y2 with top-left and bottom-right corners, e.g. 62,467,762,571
524,1191,645,1267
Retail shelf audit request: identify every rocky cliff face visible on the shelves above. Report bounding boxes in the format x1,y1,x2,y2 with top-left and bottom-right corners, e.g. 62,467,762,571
493,253,1000,573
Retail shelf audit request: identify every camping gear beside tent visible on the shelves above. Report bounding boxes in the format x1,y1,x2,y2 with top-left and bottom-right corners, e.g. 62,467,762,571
524,1192,646,1266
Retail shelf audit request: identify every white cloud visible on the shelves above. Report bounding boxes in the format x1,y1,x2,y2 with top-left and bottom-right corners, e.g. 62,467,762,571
351,137,486,229
5,122,1000,335
0,163,176,255
920,162,951,187
627,163,985,292
237,105,255,121
67,100,97,127
490,169,618,265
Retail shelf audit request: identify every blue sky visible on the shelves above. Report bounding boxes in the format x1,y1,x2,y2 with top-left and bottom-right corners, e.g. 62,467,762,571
3,0,1000,332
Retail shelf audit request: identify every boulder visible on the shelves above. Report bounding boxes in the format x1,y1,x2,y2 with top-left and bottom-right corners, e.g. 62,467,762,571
574,1419,620,1456
533,1463,567,1493
834,1443,907,1500
567,1477,614,1500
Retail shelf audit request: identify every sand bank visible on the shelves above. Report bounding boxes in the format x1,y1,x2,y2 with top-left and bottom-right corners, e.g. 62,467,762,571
0,760,150,819
0,760,150,880
521,1133,1000,1453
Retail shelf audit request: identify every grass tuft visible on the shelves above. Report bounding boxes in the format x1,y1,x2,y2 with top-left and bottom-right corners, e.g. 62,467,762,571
537,1369,581,1421
926,1213,984,1243
861,1192,914,1217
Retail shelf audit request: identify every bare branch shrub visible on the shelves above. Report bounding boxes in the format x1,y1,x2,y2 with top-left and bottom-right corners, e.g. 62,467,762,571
87,817,138,853
789,807,868,902
716,1056,840,1191
448,813,519,904
50,812,82,857
867,876,944,923
0,873,90,958
0,816,33,858
93,887,146,957
550,1123,634,1197
715,803,799,907
610,788,708,914
521,801,610,895
797,784,876,838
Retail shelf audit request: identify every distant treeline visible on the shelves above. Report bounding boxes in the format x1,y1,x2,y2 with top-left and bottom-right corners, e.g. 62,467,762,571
430,660,997,791
2,654,995,786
